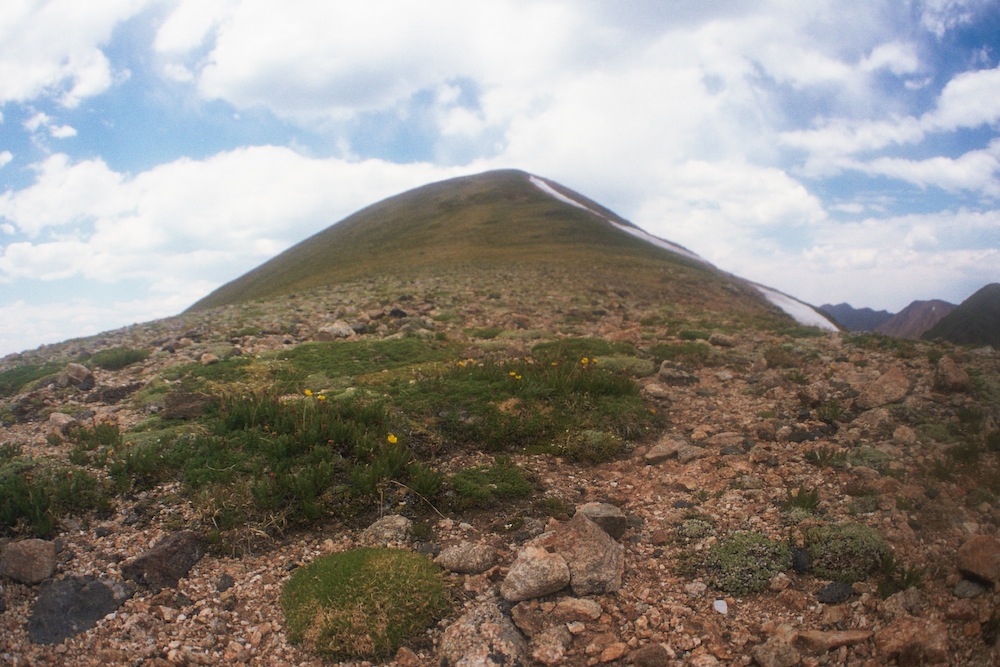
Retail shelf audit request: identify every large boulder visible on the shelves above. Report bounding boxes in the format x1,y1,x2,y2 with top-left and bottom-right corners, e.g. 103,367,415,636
434,541,496,574
933,356,969,393
874,616,949,665
575,502,628,540
58,363,95,391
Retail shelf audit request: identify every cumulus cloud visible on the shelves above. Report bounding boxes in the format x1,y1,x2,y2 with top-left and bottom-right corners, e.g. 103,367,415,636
0,0,147,107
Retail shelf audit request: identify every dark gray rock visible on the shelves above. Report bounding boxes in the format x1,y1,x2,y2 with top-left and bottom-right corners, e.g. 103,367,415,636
28,576,134,644
817,580,854,604
122,531,204,592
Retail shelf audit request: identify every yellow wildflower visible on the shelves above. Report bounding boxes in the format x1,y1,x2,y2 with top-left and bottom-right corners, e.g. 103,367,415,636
304,389,313,396
387,434,398,444
317,394,326,401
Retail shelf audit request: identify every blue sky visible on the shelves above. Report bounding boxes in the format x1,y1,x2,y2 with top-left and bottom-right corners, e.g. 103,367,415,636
1,0,999,356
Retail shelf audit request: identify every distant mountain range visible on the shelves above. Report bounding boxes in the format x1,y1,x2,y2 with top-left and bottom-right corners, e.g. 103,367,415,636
877,300,956,339
923,283,1000,347
818,304,893,332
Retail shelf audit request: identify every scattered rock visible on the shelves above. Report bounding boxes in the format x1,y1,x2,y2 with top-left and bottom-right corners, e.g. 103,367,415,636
59,363,95,391
953,578,988,598
0,538,56,585
122,531,205,592
162,392,215,419
440,598,528,667
359,514,412,545
750,636,800,667
534,512,624,596
933,355,969,393
316,321,355,340
795,630,872,654
855,367,911,410
644,436,686,464
633,643,672,667
657,363,698,386
956,534,1000,584
500,545,570,602
28,576,135,645
708,332,736,347
875,615,949,665
435,541,496,574
530,624,573,666
816,580,854,604
45,412,77,439
575,502,627,540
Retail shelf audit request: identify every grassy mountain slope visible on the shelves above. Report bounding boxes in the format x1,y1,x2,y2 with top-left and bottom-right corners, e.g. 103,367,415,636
186,169,783,324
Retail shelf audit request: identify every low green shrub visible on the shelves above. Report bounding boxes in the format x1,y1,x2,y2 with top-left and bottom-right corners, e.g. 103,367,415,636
704,531,790,596
805,522,890,583
282,548,449,660
0,453,108,537
0,362,63,398
90,347,149,370
557,430,627,464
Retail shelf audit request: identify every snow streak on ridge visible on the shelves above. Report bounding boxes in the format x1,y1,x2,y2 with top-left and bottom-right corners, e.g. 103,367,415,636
529,174,837,331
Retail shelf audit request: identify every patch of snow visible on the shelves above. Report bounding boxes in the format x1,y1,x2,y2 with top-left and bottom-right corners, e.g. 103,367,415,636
529,174,708,264
529,175,595,213
754,284,839,331
605,220,710,265
530,173,835,332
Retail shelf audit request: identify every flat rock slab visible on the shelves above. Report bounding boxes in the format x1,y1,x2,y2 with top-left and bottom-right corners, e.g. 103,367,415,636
28,576,135,645
957,534,1000,584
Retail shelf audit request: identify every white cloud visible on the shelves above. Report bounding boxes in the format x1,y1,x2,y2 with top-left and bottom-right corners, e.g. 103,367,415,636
0,151,12,169
0,0,148,107
853,140,1000,197
924,65,1000,131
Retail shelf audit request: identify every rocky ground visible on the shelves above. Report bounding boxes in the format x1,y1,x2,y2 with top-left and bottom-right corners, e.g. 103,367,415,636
1,276,998,666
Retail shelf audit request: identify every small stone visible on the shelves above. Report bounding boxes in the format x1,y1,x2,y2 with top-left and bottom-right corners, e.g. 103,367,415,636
644,437,686,465
435,542,497,574
359,515,412,545
632,643,672,667
795,630,872,654
394,646,422,667
855,367,911,410
953,578,987,598
816,580,854,604
599,642,629,663
712,599,728,615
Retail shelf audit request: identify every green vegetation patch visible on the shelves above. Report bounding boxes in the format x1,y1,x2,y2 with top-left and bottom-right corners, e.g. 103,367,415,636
0,443,108,537
704,531,791,596
282,548,449,660
805,522,890,583
274,338,458,385
450,459,533,509
89,347,149,370
0,361,63,398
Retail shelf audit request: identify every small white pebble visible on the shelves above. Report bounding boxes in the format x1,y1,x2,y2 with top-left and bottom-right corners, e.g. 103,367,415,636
713,599,728,615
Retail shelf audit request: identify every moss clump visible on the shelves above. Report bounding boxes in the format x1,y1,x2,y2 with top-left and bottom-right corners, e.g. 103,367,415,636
282,548,449,660
449,459,533,509
558,430,627,464
704,531,790,596
805,522,890,583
